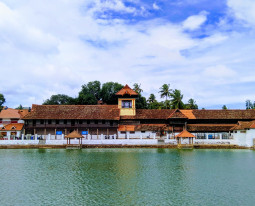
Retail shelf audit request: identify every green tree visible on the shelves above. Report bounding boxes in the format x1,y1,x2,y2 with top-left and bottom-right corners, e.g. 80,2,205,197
170,89,185,109
159,84,171,101
186,98,198,109
148,94,156,104
101,82,123,105
159,84,172,109
245,100,254,109
16,104,23,110
0,93,5,111
133,83,143,94
43,94,76,105
77,81,102,105
136,94,147,109
222,105,227,110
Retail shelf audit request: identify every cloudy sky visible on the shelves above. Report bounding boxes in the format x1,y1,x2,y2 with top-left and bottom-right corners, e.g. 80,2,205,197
1,0,255,109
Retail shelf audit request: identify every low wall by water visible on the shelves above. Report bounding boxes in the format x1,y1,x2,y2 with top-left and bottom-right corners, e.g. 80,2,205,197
0,138,237,146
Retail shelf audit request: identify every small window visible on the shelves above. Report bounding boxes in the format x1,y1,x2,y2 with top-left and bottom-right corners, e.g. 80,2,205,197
71,120,75,126
240,131,246,133
11,126,16,130
79,120,83,124
40,120,44,124
130,131,135,134
87,120,90,124
121,131,126,134
141,131,146,133
95,120,98,124
48,120,52,124
56,120,59,124
33,120,36,126
110,121,113,126
64,120,67,124
122,100,132,108
102,120,105,124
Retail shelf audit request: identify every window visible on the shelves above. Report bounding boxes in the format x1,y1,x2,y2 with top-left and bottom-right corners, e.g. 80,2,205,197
56,120,59,124
95,120,98,124
122,100,132,108
102,120,105,124
40,120,44,124
240,131,246,133
87,120,90,124
79,120,83,124
110,121,113,126
130,131,135,134
71,120,75,126
64,120,67,124
48,120,52,124
121,131,126,134
141,131,146,133
33,120,36,126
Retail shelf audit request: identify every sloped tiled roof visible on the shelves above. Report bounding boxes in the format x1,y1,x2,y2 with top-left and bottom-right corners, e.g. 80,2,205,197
118,124,172,131
168,109,188,119
230,121,255,130
0,123,24,131
180,110,196,119
192,110,255,119
116,84,138,96
121,109,176,120
23,105,120,120
65,131,83,138
0,108,21,119
187,124,235,132
118,125,135,131
176,130,195,138
18,110,29,118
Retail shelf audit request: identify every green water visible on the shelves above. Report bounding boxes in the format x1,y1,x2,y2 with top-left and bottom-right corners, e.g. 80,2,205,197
0,149,255,206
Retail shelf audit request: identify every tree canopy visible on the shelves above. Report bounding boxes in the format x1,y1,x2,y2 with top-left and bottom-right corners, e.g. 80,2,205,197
0,93,5,111
41,81,199,109
43,94,76,105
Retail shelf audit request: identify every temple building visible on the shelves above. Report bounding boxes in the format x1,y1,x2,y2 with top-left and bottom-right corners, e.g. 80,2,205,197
22,85,255,141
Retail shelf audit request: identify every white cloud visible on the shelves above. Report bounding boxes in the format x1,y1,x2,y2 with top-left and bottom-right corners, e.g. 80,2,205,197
227,0,255,27
152,2,160,10
182,11,208,30
0,0,255,109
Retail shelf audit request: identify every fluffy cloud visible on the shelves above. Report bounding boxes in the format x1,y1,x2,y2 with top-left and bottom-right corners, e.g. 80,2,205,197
182,11,208,30
0,0,255,109
227,0,255,26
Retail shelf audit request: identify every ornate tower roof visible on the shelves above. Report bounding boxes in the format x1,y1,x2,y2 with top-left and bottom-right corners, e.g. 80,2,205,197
116,84,138,96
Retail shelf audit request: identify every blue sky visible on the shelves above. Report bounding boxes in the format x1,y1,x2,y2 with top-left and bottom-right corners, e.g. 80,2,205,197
0,0,255,109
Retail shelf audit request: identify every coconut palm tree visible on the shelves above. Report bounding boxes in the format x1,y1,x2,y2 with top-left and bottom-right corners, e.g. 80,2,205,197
133,83,143,94
170,89,185,109
159,84,171,100
147,94,156,104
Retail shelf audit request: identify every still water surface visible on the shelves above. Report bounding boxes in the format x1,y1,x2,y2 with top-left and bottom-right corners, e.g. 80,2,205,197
0,149,255,206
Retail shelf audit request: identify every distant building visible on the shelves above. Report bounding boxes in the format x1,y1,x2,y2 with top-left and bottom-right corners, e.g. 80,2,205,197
22,85,255,142
0,108,28,139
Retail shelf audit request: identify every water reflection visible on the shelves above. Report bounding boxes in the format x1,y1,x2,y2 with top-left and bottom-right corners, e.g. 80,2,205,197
0,149,255,205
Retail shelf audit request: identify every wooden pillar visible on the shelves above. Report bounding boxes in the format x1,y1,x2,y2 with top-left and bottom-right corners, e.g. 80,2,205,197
23,129,26,135
67,138,68,145
65,129,67,135
192,137,194,145
79,138,80,145
77,128,79,132
81,137,82,145
97,129,99,139
44,128,46,135
34,129,36,135
107,128,109,136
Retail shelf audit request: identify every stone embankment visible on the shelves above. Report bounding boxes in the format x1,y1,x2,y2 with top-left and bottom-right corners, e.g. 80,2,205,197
0,144,248,149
